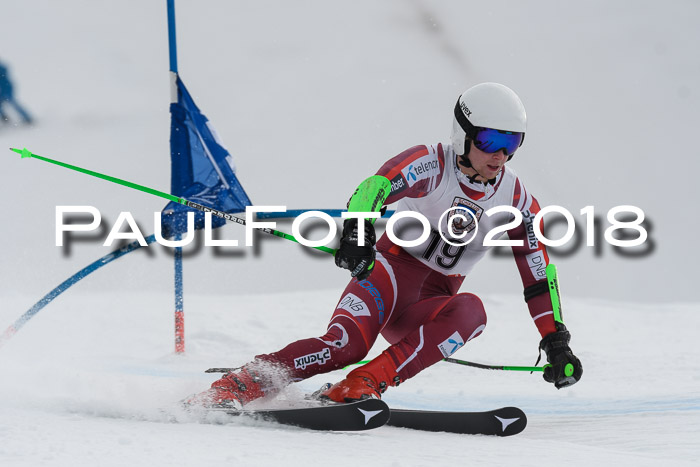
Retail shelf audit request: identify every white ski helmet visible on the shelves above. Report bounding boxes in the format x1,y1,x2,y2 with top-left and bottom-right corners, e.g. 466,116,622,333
451,83,527,158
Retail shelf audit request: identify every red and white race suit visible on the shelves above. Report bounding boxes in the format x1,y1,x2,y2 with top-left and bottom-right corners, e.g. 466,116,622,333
257,143,556,384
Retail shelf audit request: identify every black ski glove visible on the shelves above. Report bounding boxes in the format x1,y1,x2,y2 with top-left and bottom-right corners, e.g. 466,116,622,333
335,218,376,280
539,323,583,389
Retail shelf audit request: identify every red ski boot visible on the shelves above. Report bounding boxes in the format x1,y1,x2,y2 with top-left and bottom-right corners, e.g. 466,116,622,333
322,351,401,403
186,366,267,409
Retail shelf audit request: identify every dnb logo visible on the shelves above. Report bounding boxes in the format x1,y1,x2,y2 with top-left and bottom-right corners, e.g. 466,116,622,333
338,281,386,324
447,197,483,237
337,293,370,317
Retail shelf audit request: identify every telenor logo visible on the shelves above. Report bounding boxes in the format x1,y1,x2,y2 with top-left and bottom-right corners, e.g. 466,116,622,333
401,154,440,187
437,331,465,357
406,165,417,182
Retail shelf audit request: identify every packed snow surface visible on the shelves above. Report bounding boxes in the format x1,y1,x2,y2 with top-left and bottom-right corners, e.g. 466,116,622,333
1,292,699,466
1,0,699,465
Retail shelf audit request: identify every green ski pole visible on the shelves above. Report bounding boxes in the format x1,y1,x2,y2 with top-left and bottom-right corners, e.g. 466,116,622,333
9,147,336,255
546,263,564,325
344,358,547,372
444,357,547,372
545,263,575,378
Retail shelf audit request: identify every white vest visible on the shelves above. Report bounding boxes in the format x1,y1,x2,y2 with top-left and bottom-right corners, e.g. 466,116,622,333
392,143,518,276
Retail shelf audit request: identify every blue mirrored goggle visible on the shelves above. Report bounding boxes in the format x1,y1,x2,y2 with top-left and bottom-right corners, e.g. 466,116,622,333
473,127,524,156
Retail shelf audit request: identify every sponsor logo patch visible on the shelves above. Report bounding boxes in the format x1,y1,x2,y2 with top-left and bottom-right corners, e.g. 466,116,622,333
525,250,547,280
438,331,465,358
446,197,483,237
294,348,331,370
459,100,472,117
337,293,371,317
523,210,538,250
389,174,407,196
401,153,440,187
357,279,385,324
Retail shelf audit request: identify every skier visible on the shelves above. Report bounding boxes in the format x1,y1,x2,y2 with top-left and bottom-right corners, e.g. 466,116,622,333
187,82,582,408
0,60,33,125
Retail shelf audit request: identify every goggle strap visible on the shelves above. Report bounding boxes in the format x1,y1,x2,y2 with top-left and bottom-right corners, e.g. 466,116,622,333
454,100,476,138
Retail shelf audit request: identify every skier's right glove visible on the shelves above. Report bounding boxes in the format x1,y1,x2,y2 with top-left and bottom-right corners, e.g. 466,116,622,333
539,323,583,389
335,218,376,281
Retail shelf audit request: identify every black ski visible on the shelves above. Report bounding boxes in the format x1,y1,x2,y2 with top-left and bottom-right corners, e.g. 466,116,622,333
211,398,390,431
386,406,527,436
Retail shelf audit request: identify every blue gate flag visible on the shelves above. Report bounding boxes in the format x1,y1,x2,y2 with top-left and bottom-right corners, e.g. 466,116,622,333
161,75,252,238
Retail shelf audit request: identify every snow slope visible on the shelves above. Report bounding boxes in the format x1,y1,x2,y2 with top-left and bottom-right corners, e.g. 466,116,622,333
1,291,699,466
1,1,699,466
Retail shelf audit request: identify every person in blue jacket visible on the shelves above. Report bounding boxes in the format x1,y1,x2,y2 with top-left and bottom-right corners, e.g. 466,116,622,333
0,60,33,125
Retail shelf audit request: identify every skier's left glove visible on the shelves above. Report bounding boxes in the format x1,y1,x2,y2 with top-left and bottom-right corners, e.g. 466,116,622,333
539,323,583,389
335,218,376,280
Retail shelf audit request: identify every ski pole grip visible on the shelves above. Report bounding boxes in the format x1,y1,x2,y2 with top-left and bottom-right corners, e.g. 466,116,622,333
564,363,574,377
